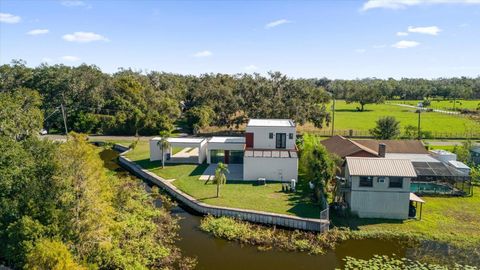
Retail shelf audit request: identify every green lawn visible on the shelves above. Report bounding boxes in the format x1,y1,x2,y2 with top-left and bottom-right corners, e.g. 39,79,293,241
333,186,480,247
124,141,321,218
299,100,480,135
399,99,480,111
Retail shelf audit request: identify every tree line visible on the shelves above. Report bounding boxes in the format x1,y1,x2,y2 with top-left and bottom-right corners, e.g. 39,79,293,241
1,60,479,136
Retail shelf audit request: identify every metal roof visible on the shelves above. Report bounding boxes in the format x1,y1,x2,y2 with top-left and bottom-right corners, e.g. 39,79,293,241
384,153,440,163
247,119,295,127
410,193,425,203
208,136,245,144
345,157,417,177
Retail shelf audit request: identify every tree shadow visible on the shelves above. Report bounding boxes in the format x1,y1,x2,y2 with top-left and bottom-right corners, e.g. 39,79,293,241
335,109,373,112
134,158,162,170
189,164,209,176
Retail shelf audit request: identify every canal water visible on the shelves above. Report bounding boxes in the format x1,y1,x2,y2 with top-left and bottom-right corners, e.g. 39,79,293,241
99,148,476,269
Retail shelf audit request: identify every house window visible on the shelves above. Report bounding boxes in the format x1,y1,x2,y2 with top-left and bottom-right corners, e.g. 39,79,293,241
359,176,373,187
275,133,286,149
269,132,274,139
389,177,403,188
289,133,294,139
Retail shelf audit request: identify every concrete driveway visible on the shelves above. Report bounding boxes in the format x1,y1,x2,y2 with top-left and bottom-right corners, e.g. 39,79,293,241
199,164,243,181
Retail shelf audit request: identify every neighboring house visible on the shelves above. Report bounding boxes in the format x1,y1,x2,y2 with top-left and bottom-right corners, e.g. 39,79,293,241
344,157,417,219
149,119,298,181
243,119,298,181
322,135,470,183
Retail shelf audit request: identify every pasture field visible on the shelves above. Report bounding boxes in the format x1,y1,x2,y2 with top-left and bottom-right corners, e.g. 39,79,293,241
396,99,480,111
299,100,480,135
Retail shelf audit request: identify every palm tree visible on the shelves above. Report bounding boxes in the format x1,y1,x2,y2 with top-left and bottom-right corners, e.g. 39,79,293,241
214,162,229,197
157,130,171,169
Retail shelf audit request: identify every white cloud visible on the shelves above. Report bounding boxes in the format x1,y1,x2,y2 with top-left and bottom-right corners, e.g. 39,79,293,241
408,25,441,35
392,40,420,49
244,65,258,71
62,32,108,42
193,50,212,58
61,55,80,62
355,49,366,53
61,0,86,7
265,19,291,29
396,31,408,36
362,0,480,11
0,13,21,24
27,29,49,35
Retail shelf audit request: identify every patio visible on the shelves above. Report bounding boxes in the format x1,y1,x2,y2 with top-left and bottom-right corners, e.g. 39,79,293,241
199,164,244,181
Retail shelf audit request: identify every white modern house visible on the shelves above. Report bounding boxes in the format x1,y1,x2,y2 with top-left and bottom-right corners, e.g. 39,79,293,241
344,157,417,219
149,119,298,182
243,119,298,181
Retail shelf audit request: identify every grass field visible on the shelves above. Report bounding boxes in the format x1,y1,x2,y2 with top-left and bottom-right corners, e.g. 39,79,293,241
312,101,479,134
398,99,480,111
123,141,321,218
333,186,480,247
200,100,480,136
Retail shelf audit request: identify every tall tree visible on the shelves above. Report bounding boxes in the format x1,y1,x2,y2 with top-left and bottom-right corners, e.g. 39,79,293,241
299,134,336,206
370,116,401,139
0,88,43,141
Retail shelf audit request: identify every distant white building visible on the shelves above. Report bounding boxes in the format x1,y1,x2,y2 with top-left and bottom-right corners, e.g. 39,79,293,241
149,119,298,182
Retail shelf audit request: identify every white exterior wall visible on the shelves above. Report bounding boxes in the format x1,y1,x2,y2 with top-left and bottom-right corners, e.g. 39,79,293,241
345,170,411,219
207,142,244,164
198,140,207,164
150,138,207,164
150,139,171,161
246,126,296,150
243,156,298,181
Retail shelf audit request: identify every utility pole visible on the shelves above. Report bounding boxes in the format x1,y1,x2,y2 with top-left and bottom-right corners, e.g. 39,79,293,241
331,97,336,136
60,103,68,139
417,110,421,140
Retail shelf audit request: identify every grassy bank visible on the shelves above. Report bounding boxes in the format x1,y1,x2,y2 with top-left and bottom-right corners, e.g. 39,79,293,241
200,215,349,254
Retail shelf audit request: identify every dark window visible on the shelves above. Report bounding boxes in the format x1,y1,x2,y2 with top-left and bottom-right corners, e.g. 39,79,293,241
269,132,274,139
275,133,286,149
289,133,294,139
389,177,403,188
359,176,373,187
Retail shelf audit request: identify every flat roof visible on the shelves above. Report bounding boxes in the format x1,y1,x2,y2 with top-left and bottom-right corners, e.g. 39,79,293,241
247,119,295,127
384,153,440,163
151,137,205,144
208,136,245,144
346,157,417,177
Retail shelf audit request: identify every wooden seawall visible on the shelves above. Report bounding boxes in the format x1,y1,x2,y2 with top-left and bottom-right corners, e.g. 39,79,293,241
114,144,329,233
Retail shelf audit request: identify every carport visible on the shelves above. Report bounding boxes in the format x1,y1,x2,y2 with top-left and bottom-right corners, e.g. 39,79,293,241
149,137,207,164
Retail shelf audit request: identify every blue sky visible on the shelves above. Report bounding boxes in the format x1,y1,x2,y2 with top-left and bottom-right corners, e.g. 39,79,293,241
1,0,479,79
